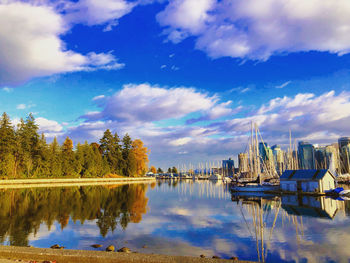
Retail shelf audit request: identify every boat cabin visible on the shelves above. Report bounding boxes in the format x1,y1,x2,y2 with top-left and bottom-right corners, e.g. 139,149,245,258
280,169,336,194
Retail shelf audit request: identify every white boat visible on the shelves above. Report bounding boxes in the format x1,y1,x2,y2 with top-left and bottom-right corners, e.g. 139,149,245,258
231,183,279,192
223,177,232,183
339,189,350,196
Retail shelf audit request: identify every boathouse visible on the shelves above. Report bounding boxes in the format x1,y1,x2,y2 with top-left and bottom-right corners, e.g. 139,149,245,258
280,169,336,194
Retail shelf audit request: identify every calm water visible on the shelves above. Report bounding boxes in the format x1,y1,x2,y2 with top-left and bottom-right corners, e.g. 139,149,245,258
1,180,350,263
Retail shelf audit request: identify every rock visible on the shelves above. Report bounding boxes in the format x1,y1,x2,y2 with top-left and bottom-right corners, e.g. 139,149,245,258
142,245,147,248
212,255,221,259
118,247,131,253
91,244,102,248
50,244,61,249
230,256,239,261
200,254,206,258
106,245,115,252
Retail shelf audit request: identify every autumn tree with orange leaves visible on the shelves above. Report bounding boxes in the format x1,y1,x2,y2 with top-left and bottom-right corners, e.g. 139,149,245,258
132,139,149,176
150,166,157,174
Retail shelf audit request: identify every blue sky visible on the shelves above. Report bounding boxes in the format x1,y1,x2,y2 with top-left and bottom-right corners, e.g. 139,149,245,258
1,0,350,168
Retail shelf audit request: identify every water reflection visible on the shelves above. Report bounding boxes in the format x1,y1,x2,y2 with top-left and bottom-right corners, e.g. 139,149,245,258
0,184,148,246
1,180,350,262
232,193,350,262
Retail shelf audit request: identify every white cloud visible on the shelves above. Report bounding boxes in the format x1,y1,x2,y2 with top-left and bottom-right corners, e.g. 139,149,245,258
16,104,26,110
157,0,350,60
169,137,192,146
157,0,216,42
0,1,124,86
36,117,64,138
84,83,218,123
2,87,13,93
92,95,105,101
215,90,350,145
15,103,35,110
240,88,250,93
65,0,136,30
276,81,292,89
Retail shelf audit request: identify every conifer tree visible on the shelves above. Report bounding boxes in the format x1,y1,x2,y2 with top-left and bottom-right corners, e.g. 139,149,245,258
61,137,76,177
0,113,16,177
49,137,62,177
122,134,136,177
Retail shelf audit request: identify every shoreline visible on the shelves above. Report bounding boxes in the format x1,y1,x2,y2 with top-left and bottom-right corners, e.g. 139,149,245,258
0,246,256,263
0,177,155,189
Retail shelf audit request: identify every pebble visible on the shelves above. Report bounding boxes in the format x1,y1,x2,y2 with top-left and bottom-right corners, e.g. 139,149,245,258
117,247,131,253
106,245,115,252
50,244,60,249
91,244,102,248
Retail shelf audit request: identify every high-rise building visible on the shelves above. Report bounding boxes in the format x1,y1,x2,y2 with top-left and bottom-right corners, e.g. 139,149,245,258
338,137,350,174
222,158,234,177
325,144,340,173
271,145,285,175
338,137,350,150
298,141,315,169
259,142,268,160
238,153,249,173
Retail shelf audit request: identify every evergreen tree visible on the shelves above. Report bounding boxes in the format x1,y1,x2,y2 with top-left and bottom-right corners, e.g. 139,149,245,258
0,113,150,178
34,133,50,177
48,137,62,177
122,134,136,177
61,137,76,177
157,167,163,173
99,129,122,175
16,114,40,177
0,113,16,177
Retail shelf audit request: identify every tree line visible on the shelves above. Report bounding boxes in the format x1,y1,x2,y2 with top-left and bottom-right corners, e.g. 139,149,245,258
0,112,149,178
149,166,178,174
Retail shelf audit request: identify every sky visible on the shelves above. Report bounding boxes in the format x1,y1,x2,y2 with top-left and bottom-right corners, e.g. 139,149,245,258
1,0,350,168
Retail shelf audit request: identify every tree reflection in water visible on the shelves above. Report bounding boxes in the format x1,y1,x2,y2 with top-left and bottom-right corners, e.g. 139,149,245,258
0,184,149,246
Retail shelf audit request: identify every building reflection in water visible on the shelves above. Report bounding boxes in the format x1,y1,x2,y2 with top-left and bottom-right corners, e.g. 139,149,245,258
231,193,349,262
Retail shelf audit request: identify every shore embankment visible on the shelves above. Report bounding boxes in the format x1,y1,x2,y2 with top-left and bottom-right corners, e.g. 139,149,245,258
0,246,256,263
0,177,155,189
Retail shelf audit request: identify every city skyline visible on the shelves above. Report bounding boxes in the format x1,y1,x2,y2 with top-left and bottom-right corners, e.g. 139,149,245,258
1,0,350,168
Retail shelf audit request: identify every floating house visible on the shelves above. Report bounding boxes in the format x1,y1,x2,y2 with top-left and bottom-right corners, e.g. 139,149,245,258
280,169,336,194
281,195,338,219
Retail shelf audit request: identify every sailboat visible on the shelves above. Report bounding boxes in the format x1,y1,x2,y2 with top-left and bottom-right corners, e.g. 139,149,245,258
232,123,279,192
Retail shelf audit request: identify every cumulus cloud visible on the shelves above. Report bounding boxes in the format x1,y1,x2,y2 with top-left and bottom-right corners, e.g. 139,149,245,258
213,90,350,145
0,1,125,86
82,83,231,124
36,117,64,138
51,83,350,168
65,0,136,31
157,0,350,60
